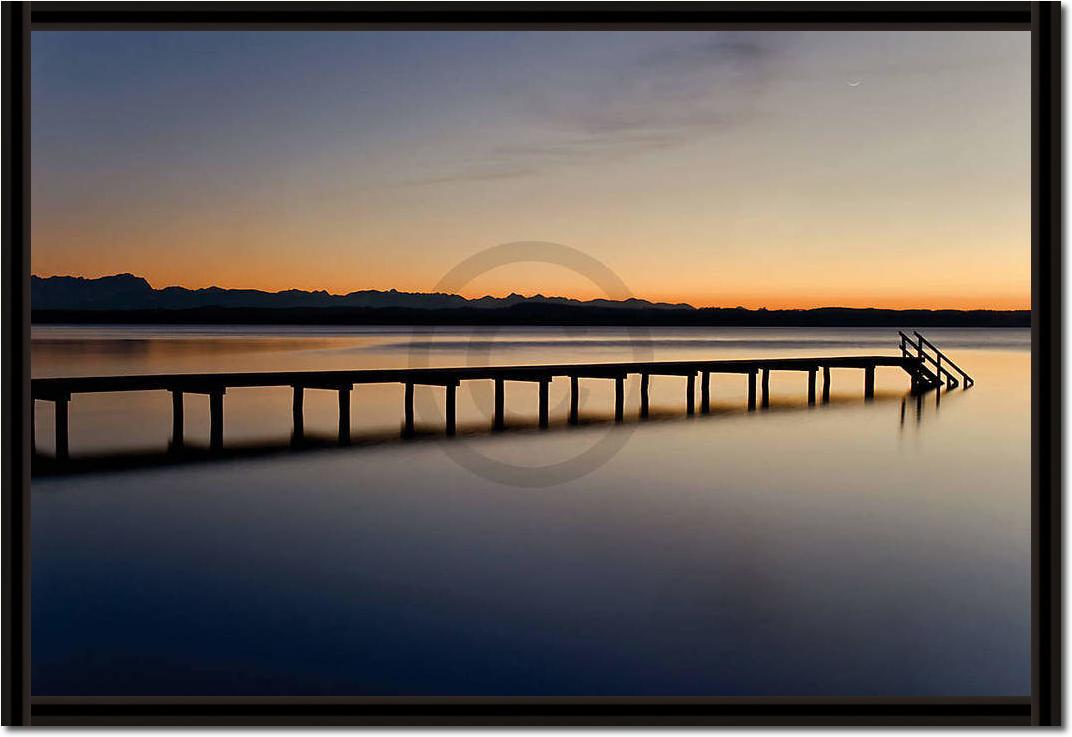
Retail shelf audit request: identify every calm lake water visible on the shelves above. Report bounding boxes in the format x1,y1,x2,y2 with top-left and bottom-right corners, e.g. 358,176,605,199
31,325,1030,696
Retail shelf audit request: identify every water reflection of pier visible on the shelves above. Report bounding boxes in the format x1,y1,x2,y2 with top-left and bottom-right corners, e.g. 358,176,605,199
900,378,962,429
33,391,929,478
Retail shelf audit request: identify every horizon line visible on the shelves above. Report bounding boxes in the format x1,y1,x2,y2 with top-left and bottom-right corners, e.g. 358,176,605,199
30,272,1032,313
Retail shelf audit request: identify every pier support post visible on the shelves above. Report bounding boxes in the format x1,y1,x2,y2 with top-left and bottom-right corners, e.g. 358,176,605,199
338,387,351,445
807,369,817,406
700,371,710,414
747,371,757,411
640,373,649,418
404,382,415,437
822,366,831,403
54,394,70,460
209,390,224,451
291,386,304,442
494,378,505,431
686,374,695,416
445,383,456,436
761,369,771,408
569,376,579,425
538,379,550,429
614,376,624,423
864,366,875,400
171,390,184,450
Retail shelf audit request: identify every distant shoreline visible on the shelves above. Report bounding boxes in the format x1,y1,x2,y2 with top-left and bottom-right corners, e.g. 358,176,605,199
31,305,1030,328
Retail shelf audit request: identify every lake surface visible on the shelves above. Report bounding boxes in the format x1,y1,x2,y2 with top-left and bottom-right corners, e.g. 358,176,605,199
31,326,1031,696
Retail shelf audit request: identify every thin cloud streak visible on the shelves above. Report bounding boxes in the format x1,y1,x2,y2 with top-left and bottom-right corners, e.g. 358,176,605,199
406,32,786,185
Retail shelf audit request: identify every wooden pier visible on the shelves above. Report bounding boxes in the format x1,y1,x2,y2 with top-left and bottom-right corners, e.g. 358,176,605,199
31,333,972,460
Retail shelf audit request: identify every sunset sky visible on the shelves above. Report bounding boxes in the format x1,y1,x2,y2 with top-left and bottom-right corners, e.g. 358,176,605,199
31,30,1029,310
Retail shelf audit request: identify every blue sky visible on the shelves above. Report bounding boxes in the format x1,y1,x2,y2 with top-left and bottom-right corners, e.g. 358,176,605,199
31,30,1030,308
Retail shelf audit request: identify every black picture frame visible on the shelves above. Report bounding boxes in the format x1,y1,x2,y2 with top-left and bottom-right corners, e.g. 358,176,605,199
2,1,1061,726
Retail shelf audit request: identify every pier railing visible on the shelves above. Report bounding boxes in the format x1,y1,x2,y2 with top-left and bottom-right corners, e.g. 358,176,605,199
897,331,975,389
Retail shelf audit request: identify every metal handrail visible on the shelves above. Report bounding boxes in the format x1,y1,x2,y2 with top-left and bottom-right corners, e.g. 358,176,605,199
898,332,938,385
912,332,974,386
897,331,969,389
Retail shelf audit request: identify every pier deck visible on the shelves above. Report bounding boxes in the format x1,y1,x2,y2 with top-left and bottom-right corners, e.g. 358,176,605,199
31,335,973,461
31,355,915,396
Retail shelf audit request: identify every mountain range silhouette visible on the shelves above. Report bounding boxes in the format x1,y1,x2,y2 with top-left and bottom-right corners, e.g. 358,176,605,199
31,273,1029,327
